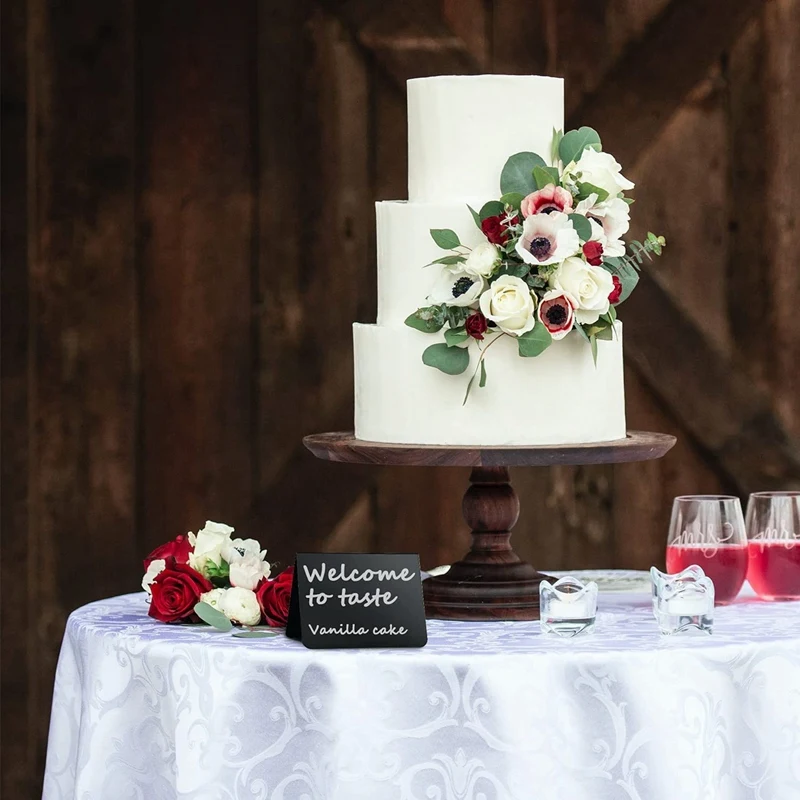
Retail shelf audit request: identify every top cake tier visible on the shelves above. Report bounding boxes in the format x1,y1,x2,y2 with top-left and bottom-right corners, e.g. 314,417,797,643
407,75,564,204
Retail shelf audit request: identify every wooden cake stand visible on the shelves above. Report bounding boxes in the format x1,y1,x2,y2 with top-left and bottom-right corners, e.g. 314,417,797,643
303,431,676,621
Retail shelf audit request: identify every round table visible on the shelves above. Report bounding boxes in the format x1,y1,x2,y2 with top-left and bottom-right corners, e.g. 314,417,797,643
43,586,800,800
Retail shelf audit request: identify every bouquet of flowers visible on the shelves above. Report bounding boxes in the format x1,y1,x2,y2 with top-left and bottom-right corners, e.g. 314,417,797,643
405,126,665,401
142,520,294,631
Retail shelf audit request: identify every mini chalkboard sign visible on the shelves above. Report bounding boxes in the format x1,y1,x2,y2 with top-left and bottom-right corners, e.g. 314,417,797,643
285,553,427,649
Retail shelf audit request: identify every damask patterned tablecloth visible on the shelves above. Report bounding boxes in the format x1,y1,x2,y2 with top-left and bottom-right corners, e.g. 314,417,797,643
43,589,800,800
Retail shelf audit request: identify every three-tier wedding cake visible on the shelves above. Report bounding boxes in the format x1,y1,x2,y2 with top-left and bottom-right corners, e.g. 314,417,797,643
354,75,664,446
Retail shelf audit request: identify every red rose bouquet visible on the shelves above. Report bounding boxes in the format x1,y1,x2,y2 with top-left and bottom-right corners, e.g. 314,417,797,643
142,520,294,631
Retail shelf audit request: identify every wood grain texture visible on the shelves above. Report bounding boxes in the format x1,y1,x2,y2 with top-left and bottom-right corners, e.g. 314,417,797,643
139,0,256,546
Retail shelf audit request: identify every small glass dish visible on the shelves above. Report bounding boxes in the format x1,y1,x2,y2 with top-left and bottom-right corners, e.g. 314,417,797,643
650,566,714,635
539,576,598,637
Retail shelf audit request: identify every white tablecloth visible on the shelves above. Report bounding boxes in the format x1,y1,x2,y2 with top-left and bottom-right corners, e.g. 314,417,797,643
43,587,800,800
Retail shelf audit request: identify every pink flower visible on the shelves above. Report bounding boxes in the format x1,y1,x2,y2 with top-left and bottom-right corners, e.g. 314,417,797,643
521,185,574,218
537,290,575,340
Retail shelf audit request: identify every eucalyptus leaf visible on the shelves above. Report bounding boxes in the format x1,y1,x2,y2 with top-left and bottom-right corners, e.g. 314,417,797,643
517,323,553,358
444,327,469,347
595,326,614,341
479,359,487,388
493,262,529,280
479,200,505,221
194,602,233,632
500,151,546,195
590,335,598,366
568,213,592,242
499,192,524,211
622,196,635,205
428,254,466,266
551,128,563,165
232,630,279,638
558,126,602,165
422,343,470,375
576,182,609,204
404,308,444,334
467,204,482,228
532,165,560,190
601,257,639,305
430,228,461,249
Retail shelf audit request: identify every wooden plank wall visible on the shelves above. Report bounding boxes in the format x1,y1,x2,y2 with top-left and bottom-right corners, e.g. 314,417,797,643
2,1,799,796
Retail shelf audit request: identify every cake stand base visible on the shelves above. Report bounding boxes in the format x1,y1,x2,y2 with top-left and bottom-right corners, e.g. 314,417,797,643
303,431,676,621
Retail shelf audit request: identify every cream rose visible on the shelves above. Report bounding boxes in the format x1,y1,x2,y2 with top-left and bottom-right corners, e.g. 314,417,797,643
188,520,234,573
463,242,500,278
229,552,271,591
569,149,634,199
479,275,536,336
199,588,226,611
552,256,614,324
221,587,261,626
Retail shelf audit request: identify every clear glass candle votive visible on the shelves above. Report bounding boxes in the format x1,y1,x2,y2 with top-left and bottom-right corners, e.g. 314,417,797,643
651,566,714,635
540,576,598,637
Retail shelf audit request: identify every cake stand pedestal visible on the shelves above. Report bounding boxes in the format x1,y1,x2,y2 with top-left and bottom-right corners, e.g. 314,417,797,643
303,431,676,621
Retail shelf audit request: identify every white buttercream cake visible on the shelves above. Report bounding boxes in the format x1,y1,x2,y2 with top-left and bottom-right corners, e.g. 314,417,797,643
353,75,627,446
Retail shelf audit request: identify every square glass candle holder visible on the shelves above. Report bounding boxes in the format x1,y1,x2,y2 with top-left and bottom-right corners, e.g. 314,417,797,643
540,576,598,637
650,566,714,635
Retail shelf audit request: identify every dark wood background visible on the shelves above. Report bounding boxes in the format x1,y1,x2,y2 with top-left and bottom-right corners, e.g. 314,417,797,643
2,0,799,795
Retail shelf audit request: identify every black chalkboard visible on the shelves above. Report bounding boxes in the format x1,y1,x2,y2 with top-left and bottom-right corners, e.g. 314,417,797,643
285,553,427,649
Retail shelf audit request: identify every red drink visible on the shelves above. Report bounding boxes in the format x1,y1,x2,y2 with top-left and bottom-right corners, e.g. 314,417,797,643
748,540,800,600
666,543,748,604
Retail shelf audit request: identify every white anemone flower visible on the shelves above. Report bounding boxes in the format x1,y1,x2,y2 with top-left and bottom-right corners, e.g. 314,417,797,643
515,211,581,266
429,269,486,308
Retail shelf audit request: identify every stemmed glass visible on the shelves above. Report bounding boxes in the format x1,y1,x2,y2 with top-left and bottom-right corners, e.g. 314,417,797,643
745,491,800,600
666,495,748,604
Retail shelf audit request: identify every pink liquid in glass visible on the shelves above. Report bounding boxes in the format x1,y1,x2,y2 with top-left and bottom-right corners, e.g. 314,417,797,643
666,543,748,604
748,541,800,600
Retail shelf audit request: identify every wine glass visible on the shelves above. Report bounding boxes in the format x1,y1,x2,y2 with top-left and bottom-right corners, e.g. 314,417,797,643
745,491,800,600
666,495,748,604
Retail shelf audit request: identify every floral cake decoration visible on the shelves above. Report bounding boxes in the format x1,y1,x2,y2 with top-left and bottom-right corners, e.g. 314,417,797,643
404,126,665,401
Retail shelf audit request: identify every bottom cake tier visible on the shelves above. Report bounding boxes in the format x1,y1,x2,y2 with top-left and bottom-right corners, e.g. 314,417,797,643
353,322,627,446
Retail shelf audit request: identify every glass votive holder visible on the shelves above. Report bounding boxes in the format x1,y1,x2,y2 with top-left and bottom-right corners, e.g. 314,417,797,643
539,576,598,637
650,566,714,635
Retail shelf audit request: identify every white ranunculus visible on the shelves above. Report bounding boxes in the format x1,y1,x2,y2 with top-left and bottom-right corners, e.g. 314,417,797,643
479,275,536,336
569,148,634,199
515,211,581,266
200,588,226,611
221,587,261,626
188,520,235,573
221,537,267,565
229,552,271,590
552,256,614,324
429,269,486,308
463,242,500,278
142,559,166,596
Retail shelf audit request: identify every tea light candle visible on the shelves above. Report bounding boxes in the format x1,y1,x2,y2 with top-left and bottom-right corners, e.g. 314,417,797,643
665,594,711,616
545,597,594,620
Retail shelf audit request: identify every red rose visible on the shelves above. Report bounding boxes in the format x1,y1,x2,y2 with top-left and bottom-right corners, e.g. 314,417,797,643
480,214,518,245
582,241,604,266
465,312,488,340
256,567,295,627
144,534,192,571
608,275,622,305
148,558,213,623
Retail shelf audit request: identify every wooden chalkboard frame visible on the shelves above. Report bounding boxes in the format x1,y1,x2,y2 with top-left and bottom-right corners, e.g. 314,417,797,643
304,431,676,621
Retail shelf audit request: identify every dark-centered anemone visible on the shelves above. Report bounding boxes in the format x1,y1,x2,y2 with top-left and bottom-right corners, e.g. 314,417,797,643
452,277,474,298
546,304,568,326
529,236,552,259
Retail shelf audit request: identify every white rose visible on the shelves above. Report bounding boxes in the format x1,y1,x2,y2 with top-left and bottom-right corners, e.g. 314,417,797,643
142,559,166,596
463,242,500,278
229,552,271,590
429,269,485,308
552,256,614,324
569,148,634,199
200,588,226,610
478,275,536,336
221,587,261,626
188,520,234,573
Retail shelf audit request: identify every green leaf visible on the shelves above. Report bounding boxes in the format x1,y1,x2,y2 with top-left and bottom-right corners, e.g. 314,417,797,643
445,305,470,330
493,262,529,280
595,325,614,341
574,323,590,343
568,213,592,242
404,307,445,334
467,204,482,228
602,257,639,305
551,128,563,165
576,182,609,204
533,165,560,190
499,192,524,211
194,601,233,631
525,273,547,290
422,343,470,375
517,323,553,357
479,200,505,221
558,126,602,165
479,359,487,388
232,630,279,638
428,254,466,266
500,152,547,195
444,327,469,347
590,335,598,365
622,196,635,205
431,229,461,249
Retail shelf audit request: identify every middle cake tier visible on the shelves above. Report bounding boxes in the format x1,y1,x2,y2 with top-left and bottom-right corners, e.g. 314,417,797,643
377,200,486,327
